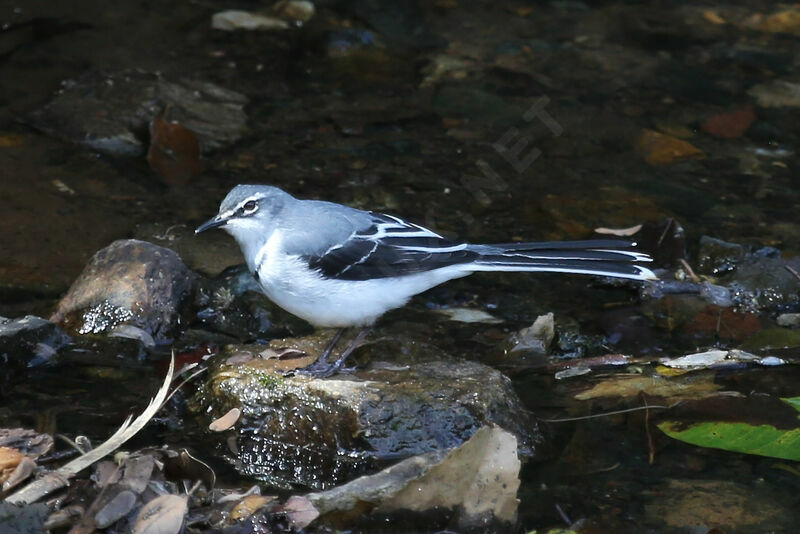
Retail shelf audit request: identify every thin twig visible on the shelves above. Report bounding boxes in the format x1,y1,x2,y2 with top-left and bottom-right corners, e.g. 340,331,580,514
555,503,572,526
541,404,670,423
785,265,800,283
657,218,674,247
678,258,701,283
644,396,656,465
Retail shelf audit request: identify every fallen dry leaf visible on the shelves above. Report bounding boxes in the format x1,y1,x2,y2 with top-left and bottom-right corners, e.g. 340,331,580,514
701,108,756,139
635,129,704,165
147,113,204,186
575,374,722,401
209,407,241,432
0,446,24,486
594,224,643,237
280,495,320,530
230,495,276,521
131,494,188,534
2,456,35,491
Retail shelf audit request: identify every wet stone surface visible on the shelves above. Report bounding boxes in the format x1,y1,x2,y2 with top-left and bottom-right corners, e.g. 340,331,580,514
51,239,195,344
199,347,544,490
0,315,70,368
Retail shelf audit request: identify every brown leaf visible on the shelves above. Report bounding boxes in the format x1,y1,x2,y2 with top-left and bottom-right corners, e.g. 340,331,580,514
701,108,756,139
230,495,276,521
0,446,24,486
684,306,762,343
147,113,204,186
635,129,704,165
161,449,216,490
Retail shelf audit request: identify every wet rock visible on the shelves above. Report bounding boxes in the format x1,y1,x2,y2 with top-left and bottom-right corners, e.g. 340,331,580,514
199,348,544,489
776,313,800,327
420,54,475,88
211,10,289,31
26,70,248,157
696,235,745,275
51,240,195,344
273,1,315,24
491,313,556,371
0,316,70,367
307,426,521,532
753,9,800,37
748,80,800,108
726,250,800,313
514,313,555,354
193,265,310,342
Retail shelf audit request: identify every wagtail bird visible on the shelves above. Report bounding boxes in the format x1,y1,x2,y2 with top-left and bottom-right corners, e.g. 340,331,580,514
196,185,656,376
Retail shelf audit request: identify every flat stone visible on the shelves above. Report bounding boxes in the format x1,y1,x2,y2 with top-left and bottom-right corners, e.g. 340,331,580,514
200,351,545,489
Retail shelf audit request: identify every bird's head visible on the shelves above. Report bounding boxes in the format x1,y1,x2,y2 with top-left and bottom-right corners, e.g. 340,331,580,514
196,185,291,242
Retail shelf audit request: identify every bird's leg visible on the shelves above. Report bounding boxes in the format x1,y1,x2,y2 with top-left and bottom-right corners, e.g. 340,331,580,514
297,327,371,378
327,326,372,375
316,328,346,365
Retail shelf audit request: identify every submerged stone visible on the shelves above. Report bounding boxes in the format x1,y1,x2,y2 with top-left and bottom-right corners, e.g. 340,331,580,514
26,70,248,157
697,236,745,275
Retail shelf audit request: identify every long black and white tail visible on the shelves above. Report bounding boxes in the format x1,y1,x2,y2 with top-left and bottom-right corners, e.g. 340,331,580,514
467,239,657,281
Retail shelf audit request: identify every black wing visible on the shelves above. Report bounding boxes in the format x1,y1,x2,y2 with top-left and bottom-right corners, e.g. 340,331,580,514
305,213,478,281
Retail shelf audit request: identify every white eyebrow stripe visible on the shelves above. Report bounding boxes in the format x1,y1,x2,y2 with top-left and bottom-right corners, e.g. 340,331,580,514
235,193,266,212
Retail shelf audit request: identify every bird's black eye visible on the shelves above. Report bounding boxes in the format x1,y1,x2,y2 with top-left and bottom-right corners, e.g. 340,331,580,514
242,200,258,212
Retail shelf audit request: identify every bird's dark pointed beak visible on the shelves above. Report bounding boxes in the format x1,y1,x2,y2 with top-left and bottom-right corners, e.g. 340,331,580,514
195,214,228,234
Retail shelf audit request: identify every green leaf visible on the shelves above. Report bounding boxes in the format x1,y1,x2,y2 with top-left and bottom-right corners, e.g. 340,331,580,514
657,396,800,461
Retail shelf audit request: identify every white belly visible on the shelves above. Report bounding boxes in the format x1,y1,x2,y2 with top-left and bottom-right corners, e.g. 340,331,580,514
254,232,468,327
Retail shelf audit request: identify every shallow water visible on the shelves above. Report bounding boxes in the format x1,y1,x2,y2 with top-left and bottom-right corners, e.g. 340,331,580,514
2,0,800,532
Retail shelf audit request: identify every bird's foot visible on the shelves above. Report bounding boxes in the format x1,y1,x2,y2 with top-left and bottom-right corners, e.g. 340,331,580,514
281,326,370,378
292,355,354,378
